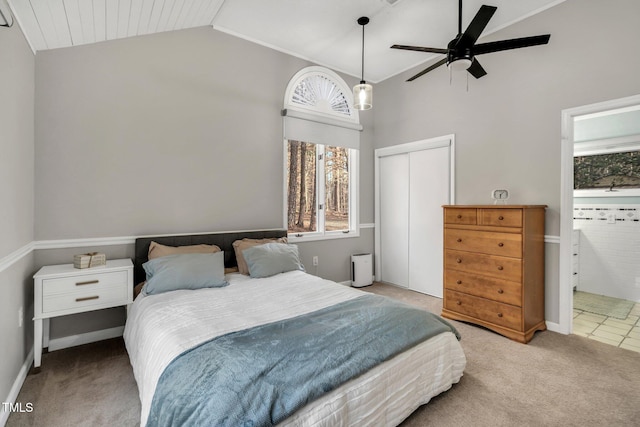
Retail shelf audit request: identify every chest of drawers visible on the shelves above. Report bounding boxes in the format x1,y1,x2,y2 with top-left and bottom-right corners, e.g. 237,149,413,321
441,205,546,343
33,259,133,369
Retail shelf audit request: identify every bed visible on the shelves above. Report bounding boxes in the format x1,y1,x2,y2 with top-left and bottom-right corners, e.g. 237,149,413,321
124,230,466,426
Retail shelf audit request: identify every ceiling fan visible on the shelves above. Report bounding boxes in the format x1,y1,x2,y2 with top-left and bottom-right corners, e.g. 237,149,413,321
391,0,551,82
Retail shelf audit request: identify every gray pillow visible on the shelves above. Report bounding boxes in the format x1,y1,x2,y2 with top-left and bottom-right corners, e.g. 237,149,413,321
142,252,228,295
243,243,305,278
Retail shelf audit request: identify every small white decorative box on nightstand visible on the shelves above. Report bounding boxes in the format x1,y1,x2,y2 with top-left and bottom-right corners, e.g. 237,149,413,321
33,259,133,369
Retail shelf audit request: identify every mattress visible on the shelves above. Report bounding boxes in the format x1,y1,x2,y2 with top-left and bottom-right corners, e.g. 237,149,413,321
123,270,466,426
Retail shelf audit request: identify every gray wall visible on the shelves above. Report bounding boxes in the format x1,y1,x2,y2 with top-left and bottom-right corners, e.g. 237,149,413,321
373,0,640,323
0,20,35,414
33,26,375,338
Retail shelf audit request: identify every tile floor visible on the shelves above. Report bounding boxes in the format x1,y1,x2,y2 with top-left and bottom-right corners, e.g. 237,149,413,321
573,294,640,353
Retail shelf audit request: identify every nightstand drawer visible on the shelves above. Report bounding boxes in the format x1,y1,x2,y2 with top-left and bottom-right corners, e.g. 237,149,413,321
42,270,128,296
42,283,129,314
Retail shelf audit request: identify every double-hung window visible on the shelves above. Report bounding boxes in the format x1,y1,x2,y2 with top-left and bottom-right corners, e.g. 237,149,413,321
283,67,361,241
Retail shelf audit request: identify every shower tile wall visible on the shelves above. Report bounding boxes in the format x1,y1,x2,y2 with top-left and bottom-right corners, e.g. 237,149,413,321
573,204,640,302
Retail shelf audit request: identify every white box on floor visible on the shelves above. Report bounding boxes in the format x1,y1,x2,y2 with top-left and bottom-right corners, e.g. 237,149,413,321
351,253,372,288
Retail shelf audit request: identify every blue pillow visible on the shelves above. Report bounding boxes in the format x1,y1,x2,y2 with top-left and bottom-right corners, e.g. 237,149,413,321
242,243,305,278
142,252,228,295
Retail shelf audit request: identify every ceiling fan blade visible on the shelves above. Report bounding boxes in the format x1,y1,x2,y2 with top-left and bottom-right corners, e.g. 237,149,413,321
473,34,550,55
407,57,448,82
391,44,448,54
467,58,487,79
456,5,497,47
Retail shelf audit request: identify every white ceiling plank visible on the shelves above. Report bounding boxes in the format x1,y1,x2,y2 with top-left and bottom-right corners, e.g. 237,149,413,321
175,0,195,30
104,0,118,40
136,0,155,35
61,0,83,46
92,0,106,42
127,0,144,36
116,0,131,39
48,0,73,46
29,0,70,49
7,0,48,50
182,0,206,28
201,0,225,26
165,0,186,31
155,0,177,33
146,0,166,33
78,0,97,44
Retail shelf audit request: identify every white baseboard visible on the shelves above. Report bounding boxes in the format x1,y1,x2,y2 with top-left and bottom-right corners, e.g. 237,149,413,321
1,348,34,427
47,326,124,352
545,321,567,335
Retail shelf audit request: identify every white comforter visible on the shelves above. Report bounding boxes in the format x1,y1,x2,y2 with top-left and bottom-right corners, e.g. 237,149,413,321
124,271,466,426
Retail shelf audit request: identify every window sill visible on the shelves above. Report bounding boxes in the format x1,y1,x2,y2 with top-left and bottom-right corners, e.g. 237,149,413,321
287,229,360,243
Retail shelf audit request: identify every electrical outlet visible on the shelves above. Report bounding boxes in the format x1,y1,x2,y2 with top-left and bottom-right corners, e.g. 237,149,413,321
18,306,23,328
312,256,319,266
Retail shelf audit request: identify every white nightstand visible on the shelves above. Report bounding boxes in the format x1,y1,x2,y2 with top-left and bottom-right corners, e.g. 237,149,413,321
33,259,133,369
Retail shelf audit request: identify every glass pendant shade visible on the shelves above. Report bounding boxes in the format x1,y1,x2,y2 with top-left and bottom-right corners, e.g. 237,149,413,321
353,82,372,111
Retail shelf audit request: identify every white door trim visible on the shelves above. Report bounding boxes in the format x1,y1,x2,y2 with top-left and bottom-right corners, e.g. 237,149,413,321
559,93,640,335
374,134,456,283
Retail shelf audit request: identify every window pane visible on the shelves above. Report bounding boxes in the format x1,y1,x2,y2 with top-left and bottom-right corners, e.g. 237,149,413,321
325,146,349,231
287,140,318,233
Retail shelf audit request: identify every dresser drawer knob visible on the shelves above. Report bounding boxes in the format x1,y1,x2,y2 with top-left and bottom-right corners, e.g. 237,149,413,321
497,313,503,318
456,300,462,305
497,289,504,294
75,296,99,302
498,242,504,247
457,238,462,243
456,258,462,263
457,214,462,219
497,266,504,270
498,216,504,220
456,280,462,285
76,280,99,286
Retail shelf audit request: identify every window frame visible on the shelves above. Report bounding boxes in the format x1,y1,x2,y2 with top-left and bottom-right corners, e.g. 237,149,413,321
284,141,359,242
282,66,361,242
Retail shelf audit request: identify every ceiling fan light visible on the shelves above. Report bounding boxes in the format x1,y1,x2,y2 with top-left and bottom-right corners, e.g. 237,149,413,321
353,82,372,110
448,58,472,71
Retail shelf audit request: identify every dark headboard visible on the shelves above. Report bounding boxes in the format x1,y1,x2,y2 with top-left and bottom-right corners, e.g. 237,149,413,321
134,229,288,284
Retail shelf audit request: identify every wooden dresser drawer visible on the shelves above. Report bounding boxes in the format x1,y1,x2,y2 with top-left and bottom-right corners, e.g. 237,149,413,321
444,269,522,306
42,283,128,314
445,249,522,282
445,289,522,331
444,228,522,258
444,208,477,225
42,270,128,296
478,208,522,227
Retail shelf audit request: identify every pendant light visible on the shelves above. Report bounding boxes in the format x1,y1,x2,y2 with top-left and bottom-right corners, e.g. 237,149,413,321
353,16,372,111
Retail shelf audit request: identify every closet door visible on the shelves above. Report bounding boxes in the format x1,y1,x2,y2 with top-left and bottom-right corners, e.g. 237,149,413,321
408,146,450,297
378,153,409,288
375,135,454,297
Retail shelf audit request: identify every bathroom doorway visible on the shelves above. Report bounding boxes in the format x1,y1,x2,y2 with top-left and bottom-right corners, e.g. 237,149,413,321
560,94,640,352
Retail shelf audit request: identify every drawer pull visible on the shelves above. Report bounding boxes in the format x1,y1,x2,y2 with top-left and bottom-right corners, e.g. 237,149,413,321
573,272,578,276
456,280,462,285
76,280,99,286
497,289,504,294
75,296,99,302
498,242,504,247
497,313,503,318
456,300,462,305
498,216,504,220
497,266,504,270
457,238,462,243
456,258,462,263
457,214,462,219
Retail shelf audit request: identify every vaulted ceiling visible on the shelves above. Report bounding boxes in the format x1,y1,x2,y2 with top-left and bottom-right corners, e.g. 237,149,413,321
7,0,564,82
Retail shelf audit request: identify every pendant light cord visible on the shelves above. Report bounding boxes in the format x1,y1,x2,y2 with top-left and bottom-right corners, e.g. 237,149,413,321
361,23,365,83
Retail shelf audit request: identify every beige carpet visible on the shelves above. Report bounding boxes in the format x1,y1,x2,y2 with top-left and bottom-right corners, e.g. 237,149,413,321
8,282,640,427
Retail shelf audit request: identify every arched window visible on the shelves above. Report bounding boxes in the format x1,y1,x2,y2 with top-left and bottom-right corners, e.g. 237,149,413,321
282,67,361,241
